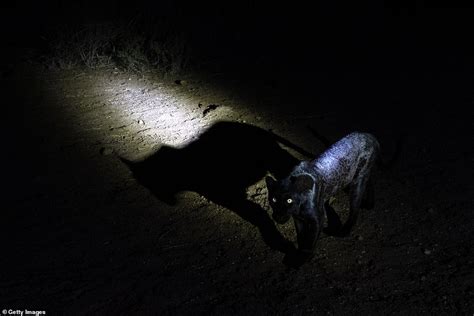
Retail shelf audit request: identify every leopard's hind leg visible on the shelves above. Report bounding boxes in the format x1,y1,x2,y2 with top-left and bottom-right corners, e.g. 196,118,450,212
339,171,372,236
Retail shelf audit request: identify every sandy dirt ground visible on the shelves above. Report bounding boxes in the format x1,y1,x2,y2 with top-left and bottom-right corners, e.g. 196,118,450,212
2,65,473,314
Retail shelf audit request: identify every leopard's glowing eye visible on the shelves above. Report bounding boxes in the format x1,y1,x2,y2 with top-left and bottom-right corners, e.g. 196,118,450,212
287,198,293,204
272,197,277,203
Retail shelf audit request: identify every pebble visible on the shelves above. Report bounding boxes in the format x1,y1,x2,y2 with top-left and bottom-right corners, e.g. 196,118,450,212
100,147,114,156
175,79,187,85
138,120,145,125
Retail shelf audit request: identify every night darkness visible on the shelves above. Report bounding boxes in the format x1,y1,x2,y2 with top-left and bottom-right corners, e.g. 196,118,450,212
1,0,473,314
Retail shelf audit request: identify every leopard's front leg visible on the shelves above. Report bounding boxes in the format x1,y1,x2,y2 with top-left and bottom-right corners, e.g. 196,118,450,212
283,215,320,268
294,215,321,254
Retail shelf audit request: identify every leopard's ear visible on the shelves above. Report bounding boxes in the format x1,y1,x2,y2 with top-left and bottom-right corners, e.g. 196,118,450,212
265,176,277,191
293,174,314,193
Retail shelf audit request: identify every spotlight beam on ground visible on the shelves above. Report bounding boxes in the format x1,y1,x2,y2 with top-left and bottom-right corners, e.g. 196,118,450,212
51,70,248,160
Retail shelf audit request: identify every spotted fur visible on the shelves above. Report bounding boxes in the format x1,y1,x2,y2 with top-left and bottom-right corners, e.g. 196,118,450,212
266,132,379,257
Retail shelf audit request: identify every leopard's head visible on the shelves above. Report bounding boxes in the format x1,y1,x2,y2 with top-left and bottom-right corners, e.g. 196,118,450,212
265,173,315,224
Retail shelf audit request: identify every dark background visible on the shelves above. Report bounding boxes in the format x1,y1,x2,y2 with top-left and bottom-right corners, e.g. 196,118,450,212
3,0,474,112
3,0,474,73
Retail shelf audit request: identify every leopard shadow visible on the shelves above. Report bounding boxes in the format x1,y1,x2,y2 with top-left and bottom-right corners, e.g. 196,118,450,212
121,121,304,254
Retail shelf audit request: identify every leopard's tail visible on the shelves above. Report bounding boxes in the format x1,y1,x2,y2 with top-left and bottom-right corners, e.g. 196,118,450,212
306,125,332,148
269,130,316,159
